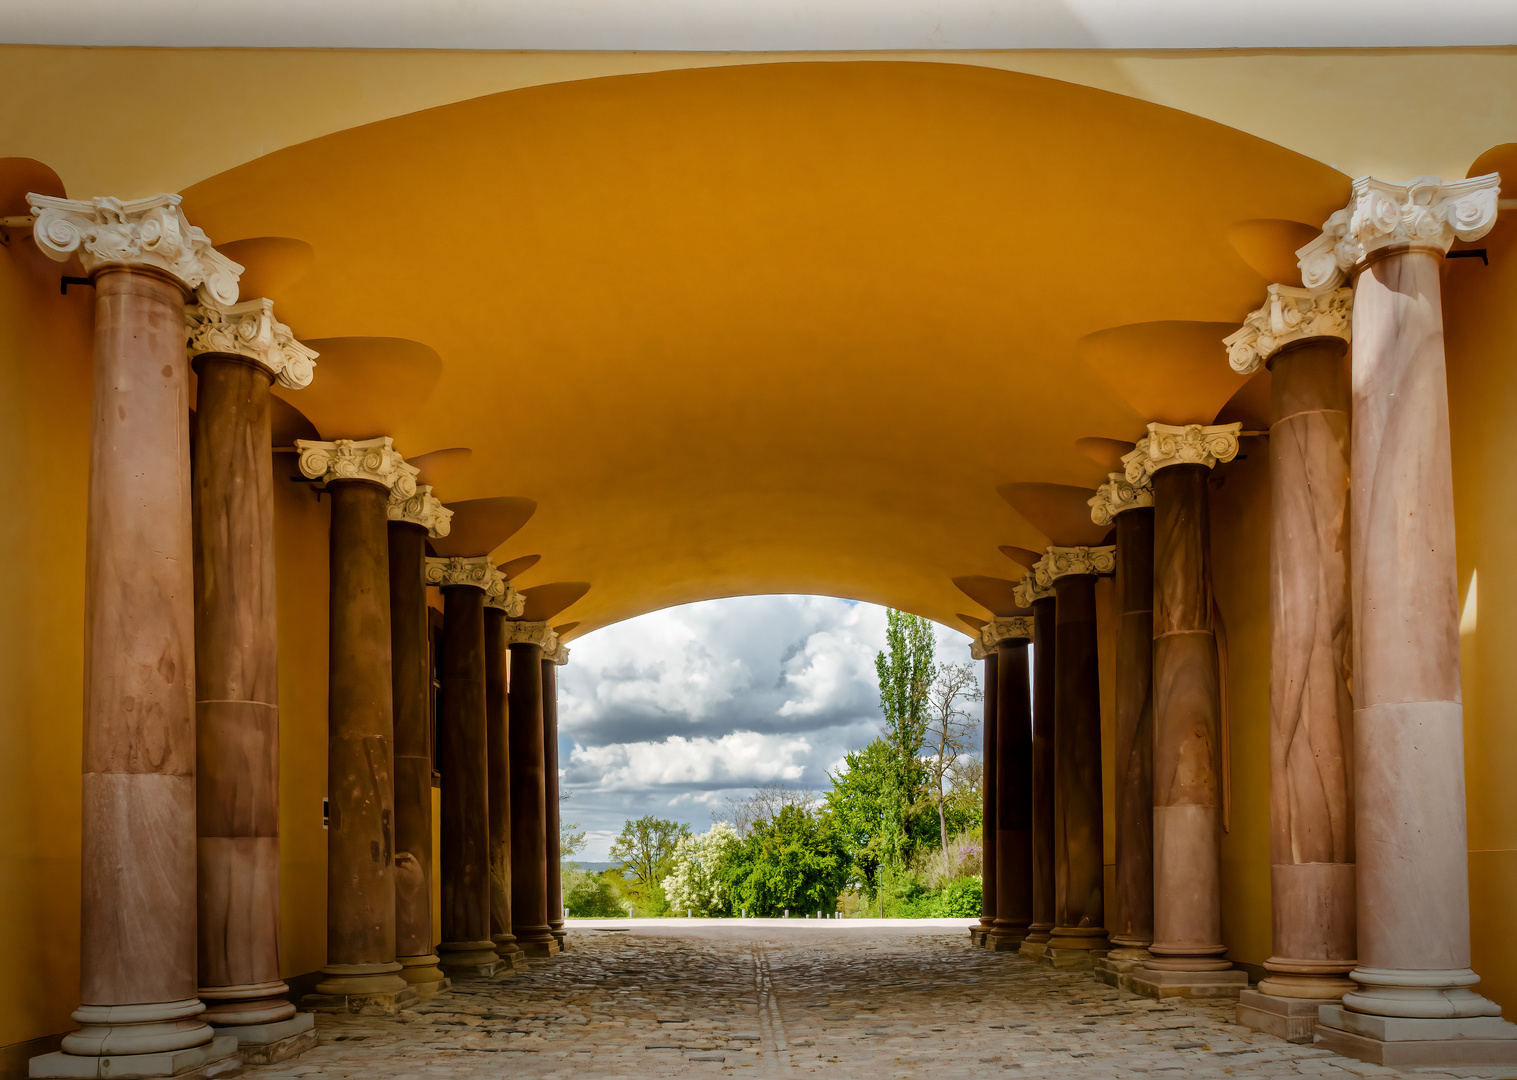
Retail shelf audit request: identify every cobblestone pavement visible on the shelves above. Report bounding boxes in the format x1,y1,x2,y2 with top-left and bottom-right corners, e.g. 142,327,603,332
248,922,1512,1080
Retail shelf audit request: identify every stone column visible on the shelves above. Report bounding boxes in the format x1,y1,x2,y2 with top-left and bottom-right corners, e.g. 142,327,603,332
1015,579,1056,959
543,644,571,948
26,194,242,1079
429,556,512,978
186,300,319,1063
387,488,453,998
984,619,1034,951
506,622,562,956
1299,175,1517,1067
973,643,998,946
297,438,417,1013
1226,286,1359,1040
1090,470,1156,990
1036,547,1115,969
1126,423,1248,999
485,593,527,968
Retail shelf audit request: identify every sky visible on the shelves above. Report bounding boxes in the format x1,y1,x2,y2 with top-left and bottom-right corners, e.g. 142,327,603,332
557,595,980,861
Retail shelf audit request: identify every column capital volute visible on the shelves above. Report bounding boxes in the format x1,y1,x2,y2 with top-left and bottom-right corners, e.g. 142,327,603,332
1297,173,1501,293
387,483,453,538
1089,470,1154,526
424,555,524,615
185,298,317,389
503,619,559,650
544,638,571,666
1033,545,1116,586
981,616,1033,652
1223,284,1353,375
1013,573,1054,609
296,436,419,497
1126,422,1241,478
27,192,242,306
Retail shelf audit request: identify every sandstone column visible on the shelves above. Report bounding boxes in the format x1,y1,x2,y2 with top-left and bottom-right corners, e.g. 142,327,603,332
543,644,571,948
506,622,562,956
27,194,243,1079
485,590,528,968
1128,423,1248,999
1298,175,1517,1067
971,641,999,946
297,437,417,1013
1017,576,1057,960
1226,286,1358,1040
387,487,453,998
187,300,319,1063
1037,547,1114,969
984,619,1034,951
1090,469,1156,990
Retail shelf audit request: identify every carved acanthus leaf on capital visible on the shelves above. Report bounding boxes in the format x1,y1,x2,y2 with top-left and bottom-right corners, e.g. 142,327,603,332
1127,422,1241,476
485,579,526,618
981,617,1034,651
1089,470,1154,526
503,619,559,651
28,193,242,306
544,638,571,666
1013,573,1054,609
1297,173,1501,293
185,299,317,389
1032,545,1116,586
387,483,453,538
969,639,988,662
1223,285,1352,375
296,436,418,497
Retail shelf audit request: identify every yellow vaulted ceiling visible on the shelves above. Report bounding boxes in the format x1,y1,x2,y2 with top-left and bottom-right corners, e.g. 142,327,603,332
178,60,1347,636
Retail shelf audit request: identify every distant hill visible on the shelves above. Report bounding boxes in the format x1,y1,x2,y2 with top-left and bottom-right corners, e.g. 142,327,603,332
569,860,614,873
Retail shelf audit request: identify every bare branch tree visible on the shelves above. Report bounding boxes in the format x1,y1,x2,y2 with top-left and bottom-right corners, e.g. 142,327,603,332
922,663,981,851
713,782,819,839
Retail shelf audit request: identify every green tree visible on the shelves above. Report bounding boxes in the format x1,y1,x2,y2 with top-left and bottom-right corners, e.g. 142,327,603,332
873,609,937,862
720,805,851,917
825,739,897,889
608,815,690,915
663,822,739,916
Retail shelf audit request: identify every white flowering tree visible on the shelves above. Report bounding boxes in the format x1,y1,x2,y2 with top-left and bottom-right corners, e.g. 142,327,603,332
663,821,739,916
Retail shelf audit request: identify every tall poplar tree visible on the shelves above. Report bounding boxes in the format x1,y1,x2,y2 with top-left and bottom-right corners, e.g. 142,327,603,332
874,609,936,862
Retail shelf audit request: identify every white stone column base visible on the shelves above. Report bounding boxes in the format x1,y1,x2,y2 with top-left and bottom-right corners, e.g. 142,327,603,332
214,1012,318,1065
1317,1004,1517,1068
31,1035,239,1079
1129,967,1247,1000
1236,990,1322,1044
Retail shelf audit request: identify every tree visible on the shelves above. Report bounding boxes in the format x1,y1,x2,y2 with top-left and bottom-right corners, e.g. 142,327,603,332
608,815,690,914
922,662,981,851
719,805,851,917
560,820,586,860
873,609,936,862
825,739,897,889
716,782,819,839
663,822,740,916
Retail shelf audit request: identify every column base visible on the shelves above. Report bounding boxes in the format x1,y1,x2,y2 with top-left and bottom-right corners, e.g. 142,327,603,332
438,941,505,977
986,925,1028,952
198,982,297,1028
1130,965,1248,1000
1035,946,1110,970
1093,947,1151,990
1236,990,1322,1044
398,953,451,998
31,1035,240,1079
1316,1004,1517,1068
302,984,416,1016
549,928,568,951
969,921,993,947
517,936,562,958
214,1013,319,1065
1018,939,1049,961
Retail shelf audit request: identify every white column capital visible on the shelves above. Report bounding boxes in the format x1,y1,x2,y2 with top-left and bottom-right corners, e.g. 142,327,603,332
485,577,526,617
425,556,524,615
981,616,1034,652
1013,573,1054,609
503,619,559,650
296,436,419,497
1127,422,1241,478
1224,285,1353,375
1089,470,1154,526
1297,173,1501,293
185,298,317,389
1033,545,1116,586
544,638,571,666
28,192,242,306
387,483,453,538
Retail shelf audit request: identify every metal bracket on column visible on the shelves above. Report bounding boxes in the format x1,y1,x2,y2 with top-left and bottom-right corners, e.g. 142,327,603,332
1445,249,1488,265
60,275,92,294
0,214,34,246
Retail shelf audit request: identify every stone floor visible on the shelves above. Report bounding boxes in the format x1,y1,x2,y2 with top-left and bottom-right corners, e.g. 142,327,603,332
245,921,1517,1079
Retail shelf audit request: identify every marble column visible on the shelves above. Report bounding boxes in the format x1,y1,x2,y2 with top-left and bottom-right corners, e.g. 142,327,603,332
187,300,319,1063
971,643,999,946
429,556,509,978
1017,578,1057,960
297,437,417,1013
1126,423,1247,1000
26,194,244,1079
485,595,527,968
1036,547,1115,968
543,646,570,948
1089,474,1156,990
1226,286,1358,1040
1299,175,1517,1067
984,619,1034,951
387,489,453,998
506,622,561,956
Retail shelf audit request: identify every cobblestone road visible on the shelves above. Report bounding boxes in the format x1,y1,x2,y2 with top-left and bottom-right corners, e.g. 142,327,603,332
247,922,1511,1079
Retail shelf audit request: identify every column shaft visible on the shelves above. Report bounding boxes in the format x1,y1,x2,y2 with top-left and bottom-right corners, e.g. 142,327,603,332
1263,339,1356,999
543,660,567,943
437,586,498,972
192,354,293,1027
1048,574,1108,959
1023,596,1057,950
485,611,523,963
315,480,407,998
509,641,558,954
1111,508,1156,954
977,652,998,939
989,641,1032,947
